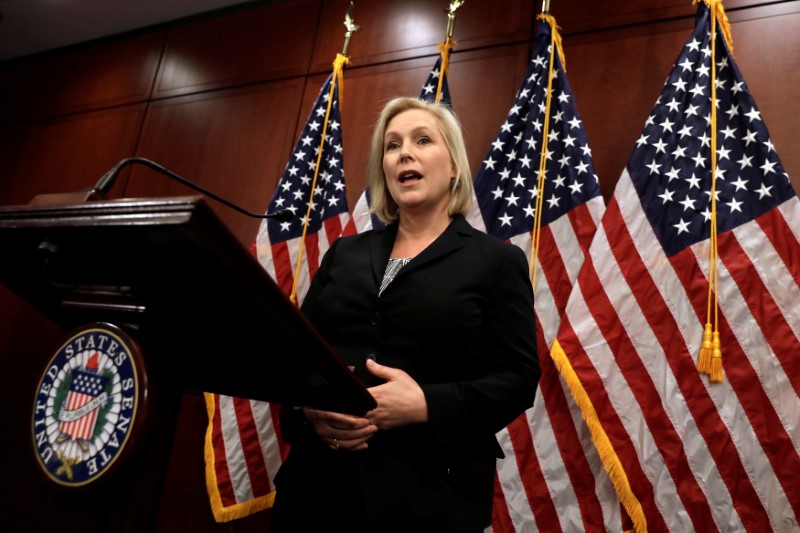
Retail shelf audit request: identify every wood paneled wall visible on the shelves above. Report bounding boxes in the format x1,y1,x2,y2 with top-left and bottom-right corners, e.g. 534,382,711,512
0,0,797,530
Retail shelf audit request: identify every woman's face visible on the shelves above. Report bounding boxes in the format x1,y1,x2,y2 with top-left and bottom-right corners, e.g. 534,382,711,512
382,109,456,217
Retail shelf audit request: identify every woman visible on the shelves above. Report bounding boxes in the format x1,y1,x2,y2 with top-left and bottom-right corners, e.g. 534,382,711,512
270,97,539,532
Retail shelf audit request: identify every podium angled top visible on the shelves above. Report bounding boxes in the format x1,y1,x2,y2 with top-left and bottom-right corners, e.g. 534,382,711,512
0,196,376,415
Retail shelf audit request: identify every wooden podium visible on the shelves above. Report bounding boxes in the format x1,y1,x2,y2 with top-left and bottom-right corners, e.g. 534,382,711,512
0,196,375,531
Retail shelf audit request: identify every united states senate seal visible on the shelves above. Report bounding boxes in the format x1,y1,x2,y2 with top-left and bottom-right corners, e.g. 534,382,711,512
31,323,147,488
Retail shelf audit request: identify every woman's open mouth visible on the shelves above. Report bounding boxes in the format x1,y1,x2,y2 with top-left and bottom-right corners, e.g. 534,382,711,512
399,170,422,184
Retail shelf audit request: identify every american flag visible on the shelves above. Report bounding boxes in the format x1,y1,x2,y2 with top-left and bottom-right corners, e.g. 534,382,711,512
254,72,351,296
204,70,351,521
419,54,452,105
468,16,618,532
553,3,800,531
345,54,451,235
59,352,108,442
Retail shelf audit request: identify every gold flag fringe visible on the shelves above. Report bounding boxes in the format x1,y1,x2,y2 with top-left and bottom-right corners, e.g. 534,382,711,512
203,392,276,522
550,340,648,532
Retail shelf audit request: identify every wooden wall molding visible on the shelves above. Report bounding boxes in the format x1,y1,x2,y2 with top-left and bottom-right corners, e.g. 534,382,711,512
154,0,320,98
0,32,163,122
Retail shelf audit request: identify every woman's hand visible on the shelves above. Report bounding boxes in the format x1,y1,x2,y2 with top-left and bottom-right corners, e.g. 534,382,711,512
366,358,429,429
303,408,377,451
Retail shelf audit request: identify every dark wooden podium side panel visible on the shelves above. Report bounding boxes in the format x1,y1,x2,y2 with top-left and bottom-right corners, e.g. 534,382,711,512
0,284,272,532
0,284,178,532
0,286,66,529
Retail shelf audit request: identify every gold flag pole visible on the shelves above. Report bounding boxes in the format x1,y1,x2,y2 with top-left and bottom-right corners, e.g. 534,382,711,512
542,0,551,13
435,1,464,104
289,2,359,304
445,0,464,39
341,1,360,56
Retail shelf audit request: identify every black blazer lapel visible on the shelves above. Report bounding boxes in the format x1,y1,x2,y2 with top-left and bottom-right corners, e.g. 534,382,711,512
393,215,471,278
370,222,398,285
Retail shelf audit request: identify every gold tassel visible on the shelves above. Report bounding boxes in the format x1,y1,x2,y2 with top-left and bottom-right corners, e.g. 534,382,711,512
437,39,457,74
435,39,457,104
332,53,350,106
697,322,713,374
536,13,567,72
693,0,735,55
710,331,724,383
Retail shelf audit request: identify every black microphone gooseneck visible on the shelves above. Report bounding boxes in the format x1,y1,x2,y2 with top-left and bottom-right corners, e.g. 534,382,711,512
94,157,293,222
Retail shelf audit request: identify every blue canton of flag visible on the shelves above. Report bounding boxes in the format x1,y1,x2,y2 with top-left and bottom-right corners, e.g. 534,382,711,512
71,371,106,396
419,54,451,105
629,7,795,257
265,73,349,245
474,23,602,242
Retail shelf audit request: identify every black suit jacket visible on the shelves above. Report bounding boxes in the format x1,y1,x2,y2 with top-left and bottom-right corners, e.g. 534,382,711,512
275,215,540,530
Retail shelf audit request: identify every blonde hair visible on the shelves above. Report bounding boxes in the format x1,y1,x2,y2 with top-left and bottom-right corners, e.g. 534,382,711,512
367,97,473,224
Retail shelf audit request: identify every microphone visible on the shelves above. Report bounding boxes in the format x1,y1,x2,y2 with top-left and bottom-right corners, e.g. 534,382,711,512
94,157,294,222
